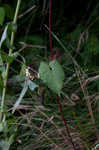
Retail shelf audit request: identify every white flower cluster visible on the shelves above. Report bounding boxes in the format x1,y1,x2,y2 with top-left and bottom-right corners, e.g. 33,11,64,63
26,67,34,80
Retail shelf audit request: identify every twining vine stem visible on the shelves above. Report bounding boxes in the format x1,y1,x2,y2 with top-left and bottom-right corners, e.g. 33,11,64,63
49,0,53,60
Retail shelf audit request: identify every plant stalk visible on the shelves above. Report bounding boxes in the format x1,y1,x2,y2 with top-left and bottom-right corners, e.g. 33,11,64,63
56,95,77,150
0,0,21,120
49,0,53,60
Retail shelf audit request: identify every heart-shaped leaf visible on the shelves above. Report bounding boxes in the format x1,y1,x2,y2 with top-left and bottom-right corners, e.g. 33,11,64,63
39,60,65,94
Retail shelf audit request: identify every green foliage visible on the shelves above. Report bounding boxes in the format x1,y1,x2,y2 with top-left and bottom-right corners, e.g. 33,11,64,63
20,63,26,77
0,4,14,24
49,60,65,80
0,52,19,64
0,7,5,25
0,22,17,49
0,134,15,150
21,35,44,65
0,116,6,132
0,0,99,150
39,60,65,95
88,34,99,55
12,78,38,114
24,35,43,45
3,4,14,19
0,141,10,150
0,25,8,49
0,55,5,81
72,24,84,41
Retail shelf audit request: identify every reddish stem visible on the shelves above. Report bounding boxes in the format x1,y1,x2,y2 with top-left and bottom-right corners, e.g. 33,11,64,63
56,95,76,150
49,0,53,60
48,1,76,148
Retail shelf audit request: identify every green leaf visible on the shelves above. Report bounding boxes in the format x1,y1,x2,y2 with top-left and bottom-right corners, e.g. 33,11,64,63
0,22,16,49
20,63,26,77
12,81,28,114
0,115,6,132
0,25,8,48
11,52,19,58
49,60,65,94
0,122,4,132
5,38,15,49
0,74,3,87
0,52,19,63
39,62,52,83
8,134,15,146
0,54,6,80
0,55,3,66
38,62,53,90
8,22,17,33
27,79,38,91
0,7,5,25
9,52,19,63
49,60,65,80
39,60,65,94
12,78,38,114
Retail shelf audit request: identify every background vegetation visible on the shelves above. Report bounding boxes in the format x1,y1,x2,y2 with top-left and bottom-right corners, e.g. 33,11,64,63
0,0,99,150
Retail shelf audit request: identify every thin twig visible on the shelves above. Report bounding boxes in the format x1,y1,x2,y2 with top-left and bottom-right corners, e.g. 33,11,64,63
49,0,53,60
83,75,99,87
19,41,46,52
18,5,36,19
